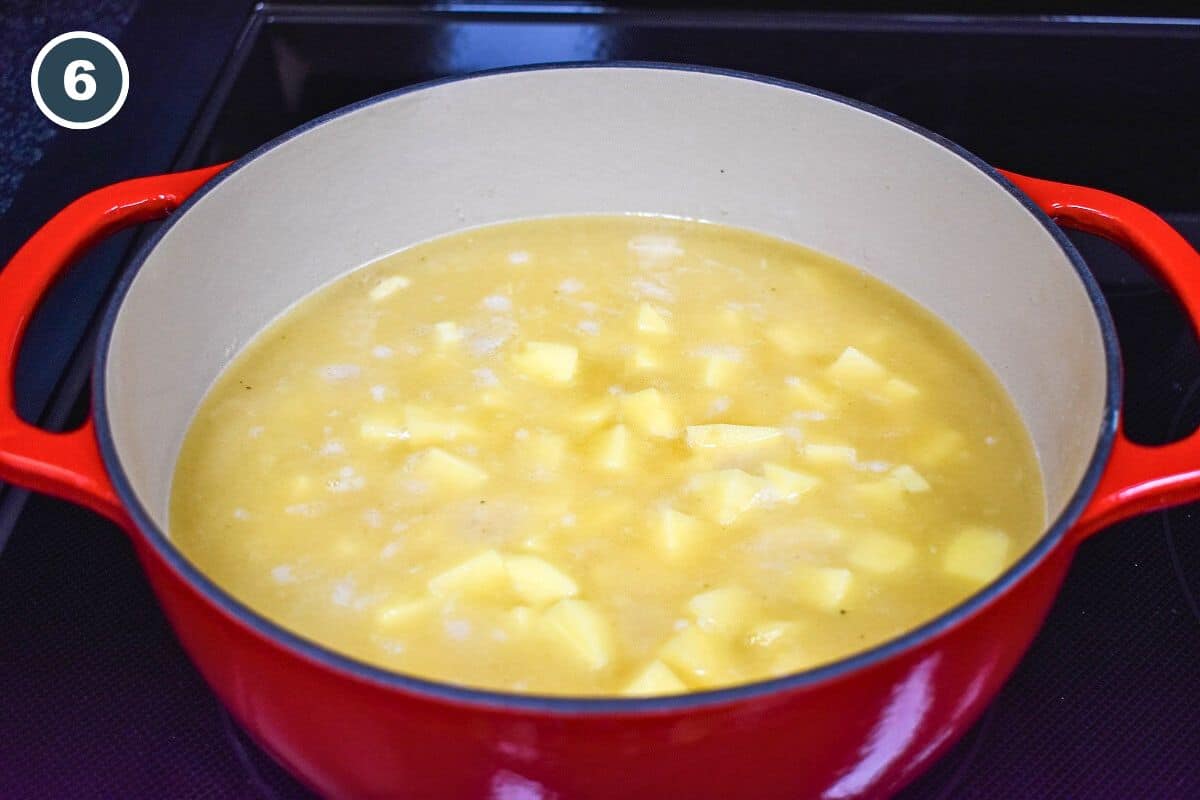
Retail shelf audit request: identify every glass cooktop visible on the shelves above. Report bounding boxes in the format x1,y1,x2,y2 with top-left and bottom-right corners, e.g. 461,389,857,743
1,4,1198,797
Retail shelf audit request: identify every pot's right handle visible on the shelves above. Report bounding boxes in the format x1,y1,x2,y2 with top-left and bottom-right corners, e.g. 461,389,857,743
1002,170,1200,540
0,164,226,527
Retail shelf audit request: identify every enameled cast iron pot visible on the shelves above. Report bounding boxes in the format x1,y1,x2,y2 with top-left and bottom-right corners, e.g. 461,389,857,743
3,65,1200,799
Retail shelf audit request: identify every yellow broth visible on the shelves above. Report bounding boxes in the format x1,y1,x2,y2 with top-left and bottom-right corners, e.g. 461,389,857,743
170,216,1043,696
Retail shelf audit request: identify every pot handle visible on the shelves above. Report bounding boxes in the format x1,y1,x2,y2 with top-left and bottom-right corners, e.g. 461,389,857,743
1001,170,1200,540
0,164,226,527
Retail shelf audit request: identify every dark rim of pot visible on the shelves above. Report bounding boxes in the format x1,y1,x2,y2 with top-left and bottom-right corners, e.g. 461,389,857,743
93,62,1121,713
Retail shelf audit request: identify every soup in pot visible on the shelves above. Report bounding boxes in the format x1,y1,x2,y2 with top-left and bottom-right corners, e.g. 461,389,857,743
170,216,1043,696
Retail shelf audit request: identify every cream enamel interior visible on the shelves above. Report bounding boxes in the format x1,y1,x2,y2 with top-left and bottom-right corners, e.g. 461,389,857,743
104,66,1106,535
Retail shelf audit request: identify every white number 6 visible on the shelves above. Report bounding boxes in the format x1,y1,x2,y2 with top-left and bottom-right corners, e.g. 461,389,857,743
64,59,97,101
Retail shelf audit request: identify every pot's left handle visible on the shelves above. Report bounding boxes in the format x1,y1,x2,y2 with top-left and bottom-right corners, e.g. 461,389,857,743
0,164,227,527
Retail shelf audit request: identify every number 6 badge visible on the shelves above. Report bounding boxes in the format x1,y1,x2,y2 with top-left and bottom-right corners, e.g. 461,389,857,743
32,31,129,131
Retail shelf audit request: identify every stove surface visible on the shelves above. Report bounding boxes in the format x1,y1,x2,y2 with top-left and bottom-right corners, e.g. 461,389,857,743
1,5,1198,798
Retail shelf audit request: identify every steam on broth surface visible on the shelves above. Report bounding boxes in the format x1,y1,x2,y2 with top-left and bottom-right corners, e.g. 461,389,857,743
170,216,1043,696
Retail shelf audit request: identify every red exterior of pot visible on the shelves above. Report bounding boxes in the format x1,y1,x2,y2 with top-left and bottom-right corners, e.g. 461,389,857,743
130,527,1074,799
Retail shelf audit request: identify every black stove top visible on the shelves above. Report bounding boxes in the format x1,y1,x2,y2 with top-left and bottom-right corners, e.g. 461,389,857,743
2,5,1199,798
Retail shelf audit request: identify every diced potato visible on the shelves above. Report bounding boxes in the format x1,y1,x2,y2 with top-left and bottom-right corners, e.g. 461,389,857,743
653,507,706,558
428,549,507,597
658,627,737,687
541,599,614,670
685,424,782,450
688,469,771,525
504,554,579,607
516,430,568,473
827,346,887,386
512,341,579,384
762,463,820,501
785,376,836,412
915,428,966,465
569,398,615,432
766,326,818,356
890,464,931,493
636,303,672,335
746,620,803,649
943,526,1010,584
410,448,488,491
368,275,411,302
687,586,755,636
405,405,476,444
619,388,679,438
789,565,854,611
883,377,920,402
591,424,635,471
629,346,662,372
701,355,738,388
803,443,857,466
623,660,688,696
849,531,916,574
375,598,433,628
433,321,464,345
853,478,906,510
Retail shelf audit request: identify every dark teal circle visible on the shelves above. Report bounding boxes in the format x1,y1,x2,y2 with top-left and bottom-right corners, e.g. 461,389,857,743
35,36,125,125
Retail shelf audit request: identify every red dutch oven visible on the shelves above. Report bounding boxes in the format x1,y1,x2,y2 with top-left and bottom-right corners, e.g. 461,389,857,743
2,65,1200,799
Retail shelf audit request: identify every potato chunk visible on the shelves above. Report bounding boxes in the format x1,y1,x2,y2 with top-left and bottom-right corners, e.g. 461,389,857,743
853,478,907,511
512,341,579,384
882,377,919,402
767,326,819,356
943,526,1010,584
658,627,737,687
701,355,738,388
826,346,887,386
687,586,755,636
915,428,966,465
623,660,688,696
849,531,916,574
685,424,782,450
746,620,803,649
516,430,568,474
785,375,836,413
762,463,820,501
803,443,857,466
541,599,614,670
410,448,488,491
569,398,615,431
404,405,477,445
890,464,931,493
688,469,771,525
619,388,679,438
428,549,507,598
591,423,636,471
375,598,433,627
789,564,854,611
629,346,663,372
504,555,579,607
653,507,707,558
636,303,672,334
